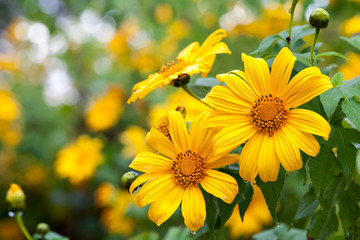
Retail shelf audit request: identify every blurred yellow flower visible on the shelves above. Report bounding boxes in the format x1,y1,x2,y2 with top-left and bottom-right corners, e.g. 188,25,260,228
119,125,152,159
127,29,231,103
340,14,360,37
95,182,117,208
155,3,173,24
226,186,272,238
100,189,135,236
205,47,332,182
22,164,48,187
129,111,239,231
54,135,104,185
0,54,19,72
85,86,124,132
338,52,360,80
0,219,23,240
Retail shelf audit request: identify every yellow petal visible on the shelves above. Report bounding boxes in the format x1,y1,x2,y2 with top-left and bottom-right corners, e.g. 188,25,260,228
129,152,172,173
216,72,257,103
242,53,271,96
201,169,238,204
146,128,177,159
239,133,265,181
213,122,257,156
207,110,249,127
257,135,280,182
288,109,331,140
207,154,239,169
129,172,159,195
270,47,296,96
148,184,184,226
273,127,302,172
181,185,206,231
284,123,320,157
134,173,176,207
177,42,200,60
282,67,332,108
190,111,210,153
127,73,165,103
168,111,190,152
205,85,251,113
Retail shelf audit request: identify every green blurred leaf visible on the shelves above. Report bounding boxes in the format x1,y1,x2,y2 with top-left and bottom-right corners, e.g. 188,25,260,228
188,77,220,98
293,187,319,222
253,223,306,240
250,34,284,57
341,35,360,51
130,231,159,240
33,231,69,240
342,97,360,131
238,182,253,221
315,52,347,60
163,226,191,240
331,72,344,87
256,168,286,224
293,53,312,67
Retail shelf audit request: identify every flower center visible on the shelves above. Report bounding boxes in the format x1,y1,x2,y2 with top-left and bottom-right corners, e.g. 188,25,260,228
159,58,187,78
250,94,288,136
155,115,172,141
172,150,206,187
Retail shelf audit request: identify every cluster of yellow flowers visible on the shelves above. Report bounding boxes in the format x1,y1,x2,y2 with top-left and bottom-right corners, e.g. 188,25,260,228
126,29,332,232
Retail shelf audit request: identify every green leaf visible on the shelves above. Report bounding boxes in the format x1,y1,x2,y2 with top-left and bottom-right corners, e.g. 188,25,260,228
331,72,344,87
187,77,221,99
130,231,159,240
307,175,344,240
256,168,287,224
320,88,343,119
250,34,284,57
238,182,254,221
253,223,307,240
338,182,360,240
163,226,191,240
342,97,360,131
315,51,347,60
33,231,69,240
202,189,218,232
293,53,312,67
341,35,360,51
279,25,315,48
293,187,319,222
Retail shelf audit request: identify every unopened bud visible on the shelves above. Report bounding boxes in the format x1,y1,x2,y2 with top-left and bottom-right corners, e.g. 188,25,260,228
36,223,50,235
171,74,190,87
121,171,139,191
309,8,329,29
175,106,186,119
6,183,25,212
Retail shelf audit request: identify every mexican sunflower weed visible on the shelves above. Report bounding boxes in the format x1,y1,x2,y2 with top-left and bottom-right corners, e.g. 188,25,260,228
128,111,239,231
204,47,332,182
127,29,231,103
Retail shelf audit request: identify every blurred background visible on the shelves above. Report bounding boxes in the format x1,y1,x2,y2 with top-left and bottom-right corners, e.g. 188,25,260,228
0,0,359,239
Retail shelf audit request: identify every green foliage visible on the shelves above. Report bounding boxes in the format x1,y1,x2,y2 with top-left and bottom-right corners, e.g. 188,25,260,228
33,231,69,240
253,224,306,240
341,35,360,51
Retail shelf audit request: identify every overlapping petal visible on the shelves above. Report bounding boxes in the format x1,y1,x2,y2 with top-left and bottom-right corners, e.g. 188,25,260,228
129,152,172,173
190,111,210,153
129,172,159,194
182,185,206,231
168,111,190,152
145,128,177,159
207,154,239,169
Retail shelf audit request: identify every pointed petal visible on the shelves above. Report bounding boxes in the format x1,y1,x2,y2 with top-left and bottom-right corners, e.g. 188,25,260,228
146,128,177,159
208,110,249,127
242,53,271,96
270,47,296,95
239,133,265,181
273,127,302,172
182,185,206,231
127,73,166,103
177,42,200,59
129,152,172,173
168,111,190,152
129,172,159,194
257,135,280,182
148,184,184,226
213,122,257,155
190,111,210,153
201,169,238,204
207,154,239,169
288,109,331,140
282,67,332,108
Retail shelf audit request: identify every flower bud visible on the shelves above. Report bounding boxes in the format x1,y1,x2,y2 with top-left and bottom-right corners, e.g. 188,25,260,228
175,106,186,119
171,74,190,87
155,115,172,141
309,8,329,29
36,223,50,235
121,171,139,191
6,183,25,212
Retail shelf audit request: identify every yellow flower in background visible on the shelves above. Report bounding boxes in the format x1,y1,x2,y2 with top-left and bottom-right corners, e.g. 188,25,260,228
226,186,272,238
154,3,173,24
85,86,124,132
0,53,19,72
127,29,231,103
205,47,332,182
340,14,360,37
119,125,152,159
129,111,239,231
100,189,135,236
95,182,117,208
54,135,104,185
338,52,360,80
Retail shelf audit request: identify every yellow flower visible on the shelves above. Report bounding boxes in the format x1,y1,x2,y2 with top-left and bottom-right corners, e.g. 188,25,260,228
154,3,173,24
129,111,239,231
54,135,104,185
205,47,332,182
6,183,25,211
100,189,135,236
226,186,272,238
95,182,117,208
127,29,231,103
85,86,124,132
340,14,360,37
119,125,153,159
338,52,360,80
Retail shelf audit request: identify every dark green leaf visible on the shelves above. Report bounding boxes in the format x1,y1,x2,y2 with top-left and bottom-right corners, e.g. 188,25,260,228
238,182,254,221
202,190,218,232
256,168,287,224
315,51,347,60
341,35,360,51
342,97,360,131
293,187,319,222
253,223,307,240
320,88,343,119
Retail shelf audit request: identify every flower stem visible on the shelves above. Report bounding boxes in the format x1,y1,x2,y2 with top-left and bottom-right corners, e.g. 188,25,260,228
15,212,33,240
311,28,320,66
287,0,299,48
181,84,215,110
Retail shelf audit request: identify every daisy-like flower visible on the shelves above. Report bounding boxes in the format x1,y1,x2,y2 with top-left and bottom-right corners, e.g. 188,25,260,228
127,29,231,103
204,47,332,182
129,111,239,231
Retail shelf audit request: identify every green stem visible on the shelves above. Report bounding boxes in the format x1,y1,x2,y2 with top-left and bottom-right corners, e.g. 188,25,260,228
181,85,215,110
311,28,320,66
287,0,299,48
15,213,33,240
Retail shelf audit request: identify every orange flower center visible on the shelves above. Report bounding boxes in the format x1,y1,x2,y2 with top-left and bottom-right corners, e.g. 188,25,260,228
172,150,205,187
251,94,288,136
155,115,172,141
